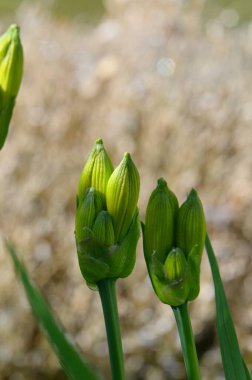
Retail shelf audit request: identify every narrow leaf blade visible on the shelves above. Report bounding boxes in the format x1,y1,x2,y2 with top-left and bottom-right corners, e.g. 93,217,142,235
6,241,103,380
205,233,251,380
243,359,252,380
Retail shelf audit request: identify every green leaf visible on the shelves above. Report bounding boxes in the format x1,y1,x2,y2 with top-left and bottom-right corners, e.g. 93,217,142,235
243,359,252,380
0,96,15,149
205,234,251,380
6,241,103,380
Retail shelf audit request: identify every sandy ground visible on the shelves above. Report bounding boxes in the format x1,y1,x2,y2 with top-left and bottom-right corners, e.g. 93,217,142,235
0,1,252,379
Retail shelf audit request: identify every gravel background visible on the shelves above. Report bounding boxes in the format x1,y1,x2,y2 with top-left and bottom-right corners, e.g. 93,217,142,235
0,1,252,379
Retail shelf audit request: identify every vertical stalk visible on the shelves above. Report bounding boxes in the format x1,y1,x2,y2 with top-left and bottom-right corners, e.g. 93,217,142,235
98,279,125,380
172,302,201,380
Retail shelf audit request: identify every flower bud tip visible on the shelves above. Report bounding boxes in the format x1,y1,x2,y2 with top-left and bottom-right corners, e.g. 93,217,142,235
157,177,167,188
124,152,130,160
5,25,19,40
188,188,198,198
95,138,103,145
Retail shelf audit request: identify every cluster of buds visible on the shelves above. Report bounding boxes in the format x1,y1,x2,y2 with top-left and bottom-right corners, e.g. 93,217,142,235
0,24,23,149
75,139,140,288
142,178,206,306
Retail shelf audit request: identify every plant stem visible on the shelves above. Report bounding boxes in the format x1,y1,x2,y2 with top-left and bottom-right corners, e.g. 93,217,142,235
172,302,201,380
98,279,125,380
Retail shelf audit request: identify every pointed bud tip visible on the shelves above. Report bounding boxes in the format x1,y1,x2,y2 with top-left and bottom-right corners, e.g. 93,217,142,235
157,177,167,189
122,152,135,167
95,139,104,151
95,138,103,145
188,188,198,199
8,24,20,34
123,152,131,160
5,24,21,42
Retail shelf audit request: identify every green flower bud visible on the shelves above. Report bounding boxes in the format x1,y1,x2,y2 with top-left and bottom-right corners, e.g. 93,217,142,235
0,24,23,149
108,210,140,279
77,139,113,203
76,144,140,288
77,210,140,288
143,185,206,306
143,238,190,307
176,188,206,258
0,25,23,99
92,210,115,246
144,178,178,263
164,248,187,283
106,152,140,242
75,188,103,242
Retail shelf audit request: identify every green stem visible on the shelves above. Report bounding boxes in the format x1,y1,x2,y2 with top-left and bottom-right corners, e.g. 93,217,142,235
98,279,125,380
172,302,201,380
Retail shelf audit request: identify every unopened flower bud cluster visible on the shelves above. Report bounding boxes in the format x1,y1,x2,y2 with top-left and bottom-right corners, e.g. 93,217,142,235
143,179,206,306
75,139,140,287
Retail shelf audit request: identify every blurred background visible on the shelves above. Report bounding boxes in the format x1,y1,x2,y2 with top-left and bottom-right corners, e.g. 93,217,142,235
0,0,252,379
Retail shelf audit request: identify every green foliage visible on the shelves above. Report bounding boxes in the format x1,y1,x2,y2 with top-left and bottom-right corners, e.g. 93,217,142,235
6,241,103,380
205,234,251,380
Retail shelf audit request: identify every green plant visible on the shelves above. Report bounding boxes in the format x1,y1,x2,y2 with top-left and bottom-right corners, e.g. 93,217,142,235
205,234,250,380
7,154,251,379
75,139,140,380
6,241,102,380
0,24,23,150
2,22,251,380
142,179,206,380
